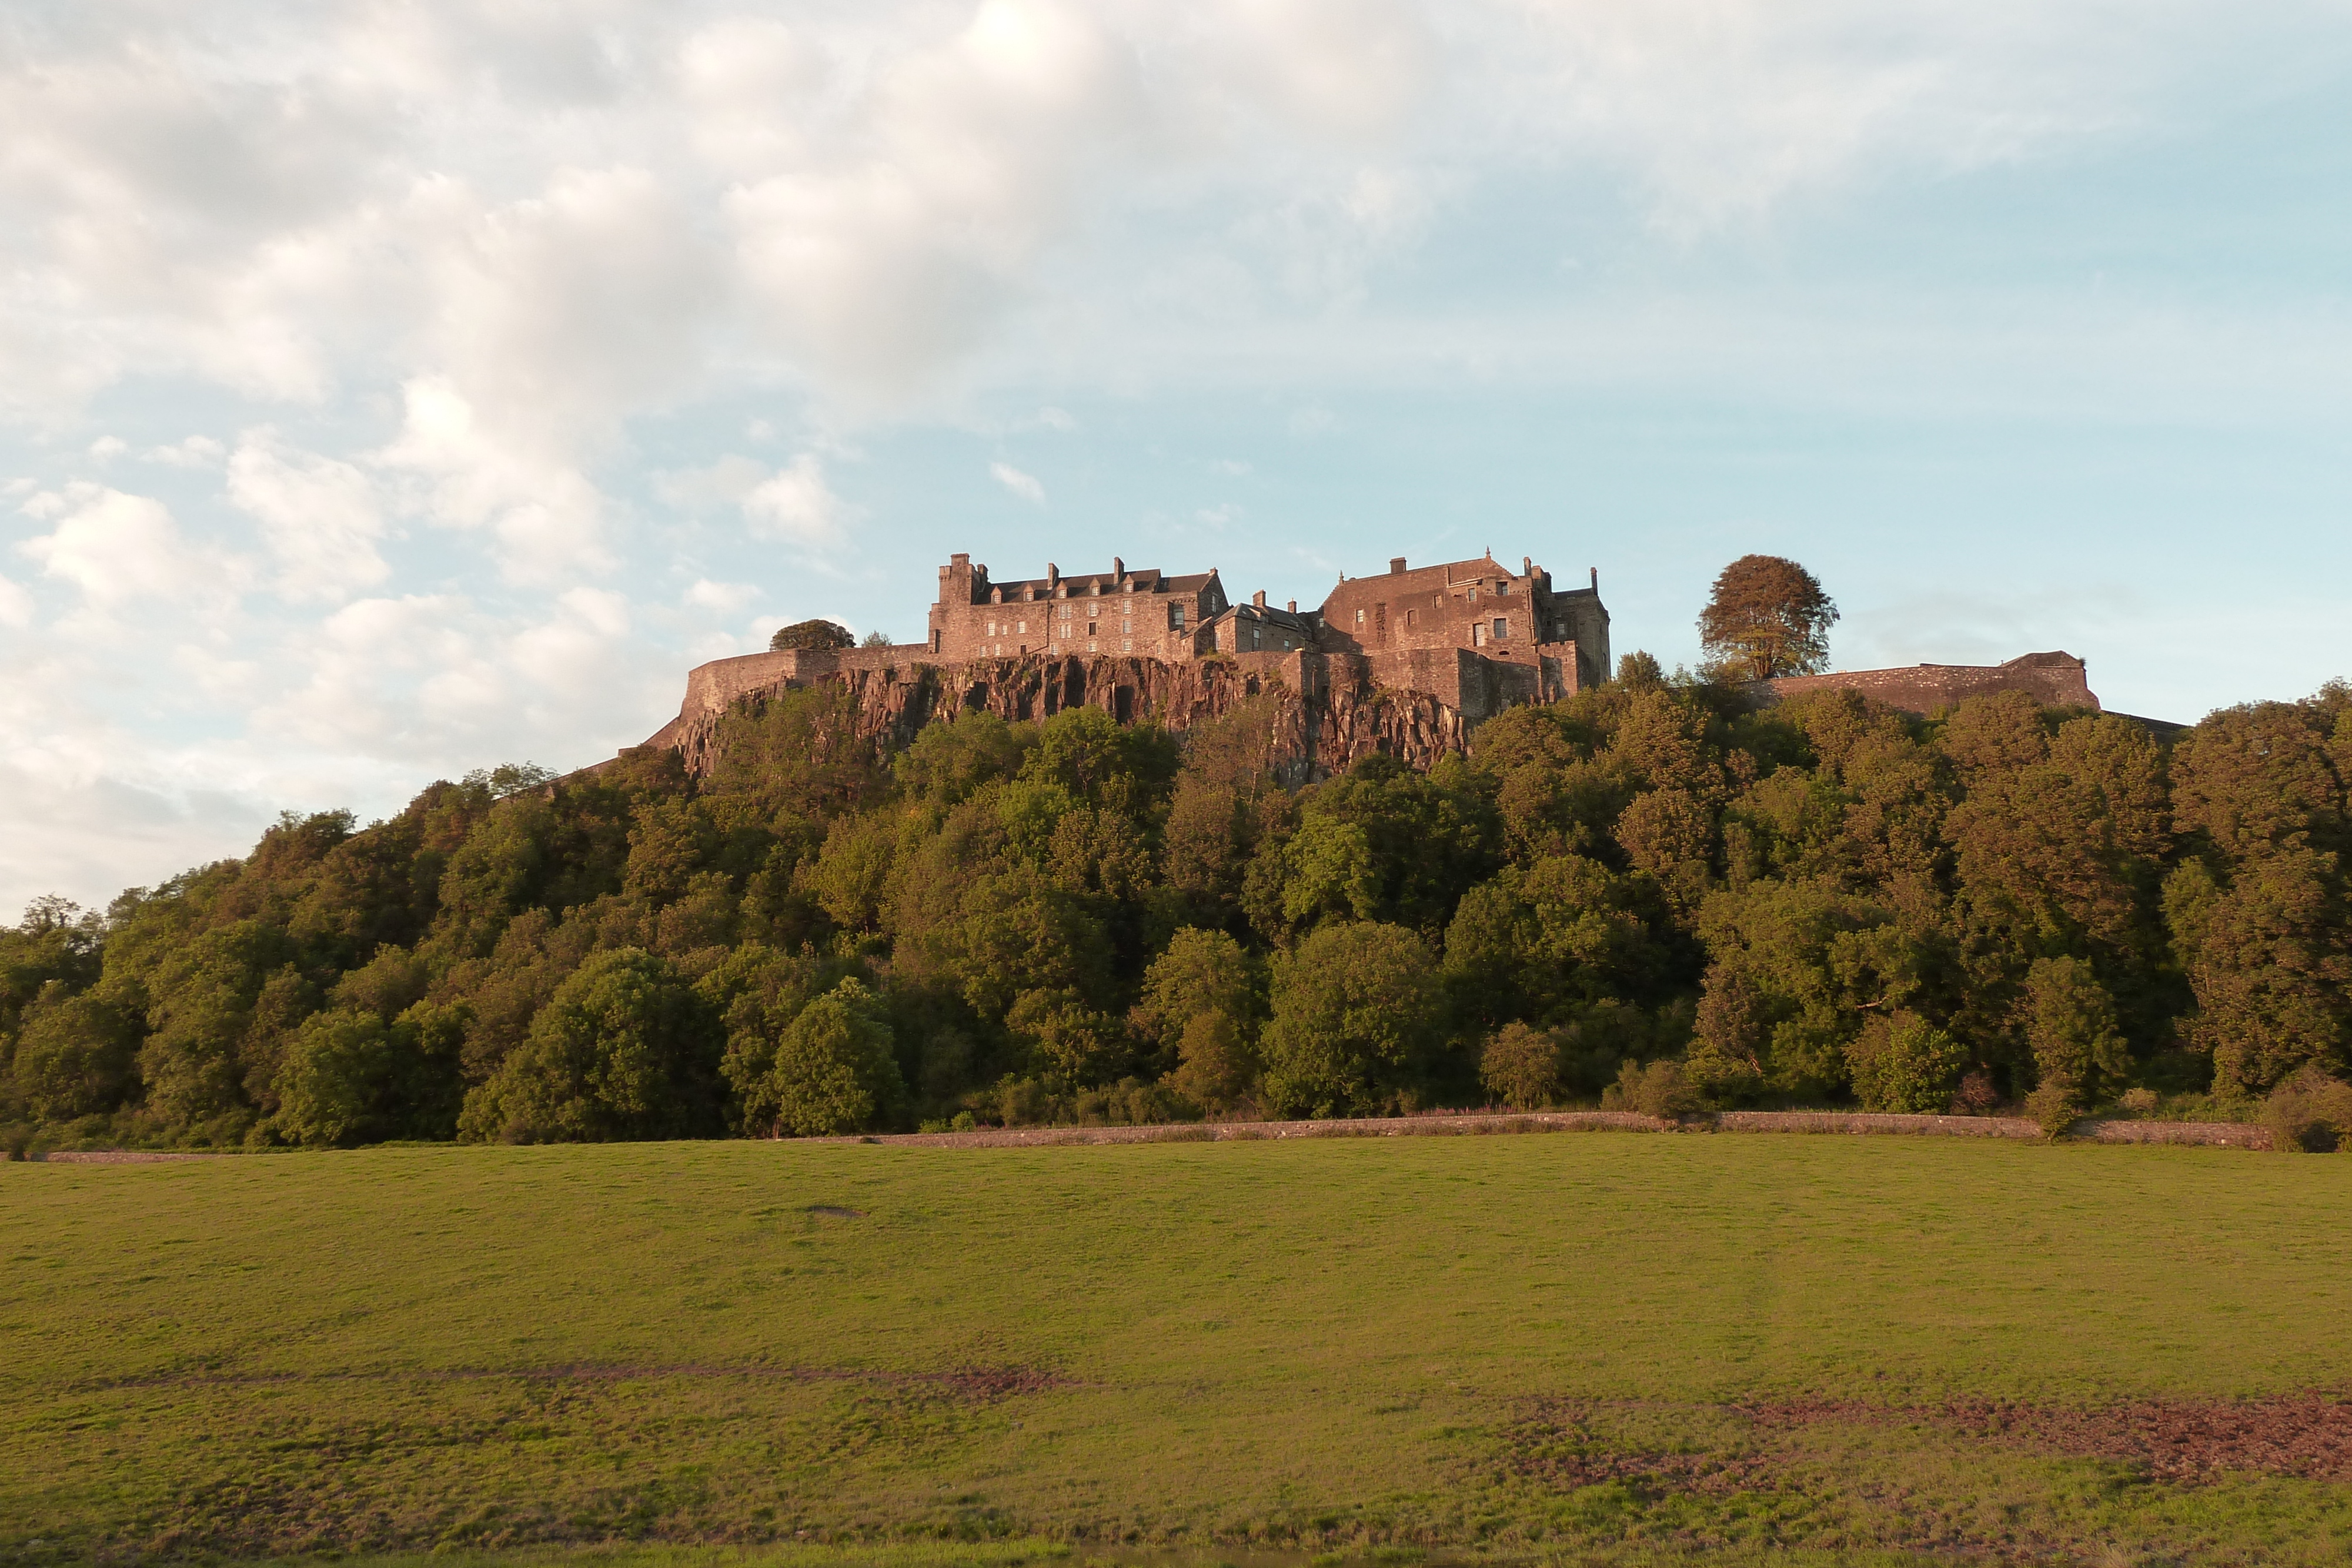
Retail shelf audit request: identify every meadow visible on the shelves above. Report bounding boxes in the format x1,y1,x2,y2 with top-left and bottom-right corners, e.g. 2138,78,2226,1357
8,1131,2352,1567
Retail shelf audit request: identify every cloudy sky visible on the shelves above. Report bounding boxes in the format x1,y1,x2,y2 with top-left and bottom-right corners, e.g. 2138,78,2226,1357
4,0,2350,916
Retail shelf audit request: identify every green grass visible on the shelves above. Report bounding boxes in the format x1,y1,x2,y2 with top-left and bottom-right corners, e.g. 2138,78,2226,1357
7,1132,2352,1566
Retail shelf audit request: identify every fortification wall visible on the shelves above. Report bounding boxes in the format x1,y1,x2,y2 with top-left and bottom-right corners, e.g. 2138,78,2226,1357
1759,651,2099,717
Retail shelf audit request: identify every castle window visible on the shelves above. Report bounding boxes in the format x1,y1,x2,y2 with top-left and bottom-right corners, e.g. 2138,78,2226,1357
1467,586,1478,602
1250,627,1260,649
1406,607,1418,628
1354,609,1365,626
1089,604,1100,618
1088,623,1097,637
1170,604,1186,630
1017,620,1027,633
1121,618,1131,634
1472,623,1487,647
986,620,997,636
1494,617,1508,640
1496,580,1509,596
1122,637,1132,651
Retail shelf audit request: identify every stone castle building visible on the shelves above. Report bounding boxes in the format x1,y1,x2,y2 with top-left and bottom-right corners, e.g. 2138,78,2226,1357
924,548,1611,710
631,546,1611,782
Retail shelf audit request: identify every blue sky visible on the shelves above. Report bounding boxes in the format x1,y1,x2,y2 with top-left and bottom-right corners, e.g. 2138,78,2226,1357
2,0,2349,915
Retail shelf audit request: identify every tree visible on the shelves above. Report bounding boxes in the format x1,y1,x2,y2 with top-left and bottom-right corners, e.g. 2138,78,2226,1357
12,986,139,1122
1845,1011,1967,1114
860,629,892,647
1479,1021,1561,1109
747,978,904,1136
1258,921,1447,1116
457,948,721,1143
1698,555,1839,680
1130,928,1258,1072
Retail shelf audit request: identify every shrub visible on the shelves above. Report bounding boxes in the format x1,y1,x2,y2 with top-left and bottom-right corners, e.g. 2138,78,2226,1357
2025,1071,2084,1139
1846,1012,1967,1114
1479,1022,1561,1111
1949,1069,2002,1116
2116,1086,2159,1116
2261,1067,2352,1154
1602,1058,1702,1121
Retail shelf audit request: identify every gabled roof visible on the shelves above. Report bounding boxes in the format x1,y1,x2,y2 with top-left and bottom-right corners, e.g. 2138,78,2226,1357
1200,601,1316,636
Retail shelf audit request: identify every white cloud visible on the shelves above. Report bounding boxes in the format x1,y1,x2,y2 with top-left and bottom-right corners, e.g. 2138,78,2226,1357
654,454,772,513
742,453,852,547
16,484,205,606
88,435,127,460
226,428,389,601
0,573,33,628
685,578,759,615
143,436,226,468
991,461,1046,503
376,376,610,581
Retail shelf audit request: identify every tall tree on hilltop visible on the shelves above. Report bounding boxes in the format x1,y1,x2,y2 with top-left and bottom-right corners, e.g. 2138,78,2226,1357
1698,555,1839,680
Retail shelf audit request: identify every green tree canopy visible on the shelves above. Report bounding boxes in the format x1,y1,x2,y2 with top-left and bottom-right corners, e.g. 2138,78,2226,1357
1698,554,1839,680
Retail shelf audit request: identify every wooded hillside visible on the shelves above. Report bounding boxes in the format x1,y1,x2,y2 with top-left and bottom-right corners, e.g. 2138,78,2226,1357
6,663,2348,1151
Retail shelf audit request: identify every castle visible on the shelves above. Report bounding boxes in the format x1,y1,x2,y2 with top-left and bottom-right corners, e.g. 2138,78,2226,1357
633,547,1611,781
925,550,1611,704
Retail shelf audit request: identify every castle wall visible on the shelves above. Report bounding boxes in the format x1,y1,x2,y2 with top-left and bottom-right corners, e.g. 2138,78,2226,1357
1759,652,2100,716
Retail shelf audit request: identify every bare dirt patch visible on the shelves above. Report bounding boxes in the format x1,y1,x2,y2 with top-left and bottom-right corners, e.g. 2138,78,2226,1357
1939,1393,2352,1482
1504,1392,2352,1491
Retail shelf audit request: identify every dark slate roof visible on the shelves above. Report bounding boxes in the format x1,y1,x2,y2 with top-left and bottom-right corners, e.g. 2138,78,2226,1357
981,566,1222,600
1200,602,1317,637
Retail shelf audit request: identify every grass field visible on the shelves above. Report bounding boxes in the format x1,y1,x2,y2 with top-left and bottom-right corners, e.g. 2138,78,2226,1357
8,1132,2352,1567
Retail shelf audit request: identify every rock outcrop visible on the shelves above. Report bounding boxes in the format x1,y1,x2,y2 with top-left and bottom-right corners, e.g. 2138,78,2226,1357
633,645,1473,785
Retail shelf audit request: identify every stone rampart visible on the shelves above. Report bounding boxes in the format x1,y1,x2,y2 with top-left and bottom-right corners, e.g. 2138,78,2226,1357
1759,651,2099,717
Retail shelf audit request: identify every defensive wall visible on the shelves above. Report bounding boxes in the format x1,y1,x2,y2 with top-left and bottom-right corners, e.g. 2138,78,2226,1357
1759,651,2100,716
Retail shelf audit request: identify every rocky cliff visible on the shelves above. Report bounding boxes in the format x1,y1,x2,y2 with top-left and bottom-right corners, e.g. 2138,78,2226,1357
635,646,1473,785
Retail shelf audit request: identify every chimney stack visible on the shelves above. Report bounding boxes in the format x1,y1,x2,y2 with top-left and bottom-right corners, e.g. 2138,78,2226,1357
1590,566,1598,590
1252,590,1267,608
1287,599,1297,613
1112,555,1125,581
1389,557,1406,574
1047,563,1060,589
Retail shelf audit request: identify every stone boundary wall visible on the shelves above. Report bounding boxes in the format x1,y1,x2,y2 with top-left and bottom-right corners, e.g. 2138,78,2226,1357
28,1150,218,1164
14,1114,2275,1161
816,1109,1666,1148
1716,1111,2044,1139
820,1109,2274,1152
2082,1119,2271,1149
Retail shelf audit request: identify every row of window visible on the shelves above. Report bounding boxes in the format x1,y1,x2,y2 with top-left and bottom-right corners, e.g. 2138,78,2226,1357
987,606,1175,637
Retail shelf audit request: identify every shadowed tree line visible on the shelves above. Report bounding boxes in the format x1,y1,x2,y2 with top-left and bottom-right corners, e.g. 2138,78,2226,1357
6,664,2352,1153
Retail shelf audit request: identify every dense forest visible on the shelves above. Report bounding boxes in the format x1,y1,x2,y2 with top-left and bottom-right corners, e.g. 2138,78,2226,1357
6,658,2351,1154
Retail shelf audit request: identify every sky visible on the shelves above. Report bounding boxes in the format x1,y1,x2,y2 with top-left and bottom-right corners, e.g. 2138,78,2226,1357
3,0,2350,918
